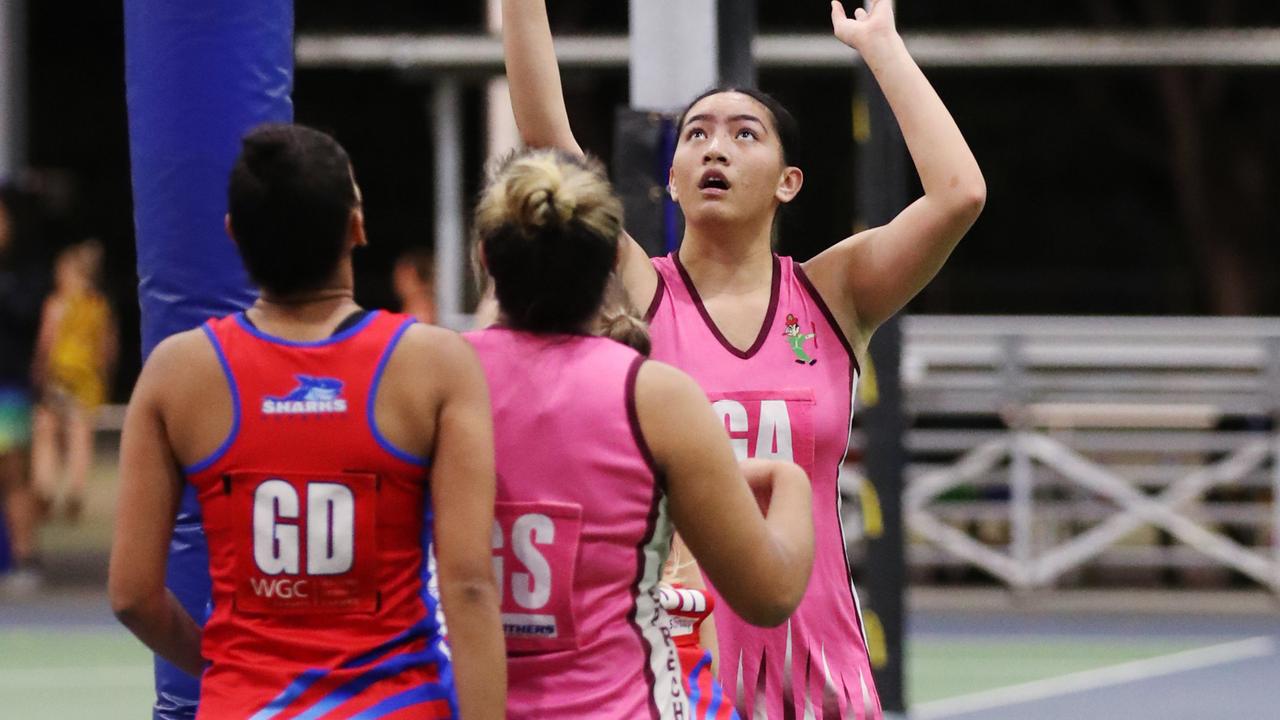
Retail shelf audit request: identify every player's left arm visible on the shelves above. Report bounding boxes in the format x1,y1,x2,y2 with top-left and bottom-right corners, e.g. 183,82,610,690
803,1,985,341
422,332,506,719
107,338,204,677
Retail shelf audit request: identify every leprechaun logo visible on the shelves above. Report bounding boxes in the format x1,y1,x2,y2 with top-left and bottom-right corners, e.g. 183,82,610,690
782,313,817,366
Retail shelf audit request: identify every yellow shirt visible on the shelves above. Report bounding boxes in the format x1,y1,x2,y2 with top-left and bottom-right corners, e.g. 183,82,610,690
48,292,110,409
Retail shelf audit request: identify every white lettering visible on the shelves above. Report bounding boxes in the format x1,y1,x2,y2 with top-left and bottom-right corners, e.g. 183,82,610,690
511,514,554,610
249,577,310,599
254,480,300,575
307,483,355,575
712,399,750,461
755,400,794,461
260,398,349,415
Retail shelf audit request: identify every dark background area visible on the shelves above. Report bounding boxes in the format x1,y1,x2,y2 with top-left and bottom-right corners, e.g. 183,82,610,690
15,1,1280,399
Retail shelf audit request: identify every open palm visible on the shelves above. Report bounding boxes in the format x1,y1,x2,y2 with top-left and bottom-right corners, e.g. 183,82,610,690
830,0,897,51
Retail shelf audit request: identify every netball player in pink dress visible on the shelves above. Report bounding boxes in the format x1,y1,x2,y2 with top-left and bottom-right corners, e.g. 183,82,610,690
501,1,986,717
466,149,816,719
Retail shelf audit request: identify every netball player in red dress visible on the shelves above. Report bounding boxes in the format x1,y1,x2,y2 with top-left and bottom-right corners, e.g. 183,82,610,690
108,124,505,719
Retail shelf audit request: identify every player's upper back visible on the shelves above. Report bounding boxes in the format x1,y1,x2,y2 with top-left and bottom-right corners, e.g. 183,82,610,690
469,324,652,461
176,310,454,718
465,327,657,529
465,327,684,719
187,309,428,475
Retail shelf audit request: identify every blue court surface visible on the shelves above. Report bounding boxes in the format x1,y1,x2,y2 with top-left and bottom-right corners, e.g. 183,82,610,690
905,605,1279,719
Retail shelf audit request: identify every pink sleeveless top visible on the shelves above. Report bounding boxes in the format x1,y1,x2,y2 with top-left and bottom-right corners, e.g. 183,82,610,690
646,253,881,720
464,328,688,720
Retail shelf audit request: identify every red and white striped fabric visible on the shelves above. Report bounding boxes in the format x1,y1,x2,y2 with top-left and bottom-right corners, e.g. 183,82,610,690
660,584,739,720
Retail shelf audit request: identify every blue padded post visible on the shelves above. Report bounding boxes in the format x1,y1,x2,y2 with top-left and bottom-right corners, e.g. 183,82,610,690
124,1,293,716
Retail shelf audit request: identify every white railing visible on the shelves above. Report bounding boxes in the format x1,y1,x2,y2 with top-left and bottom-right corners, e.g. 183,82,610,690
844,316,1280,593
295,30,1280,71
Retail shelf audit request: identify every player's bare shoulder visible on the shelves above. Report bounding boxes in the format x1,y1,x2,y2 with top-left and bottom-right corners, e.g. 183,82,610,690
129,326,234,458
138,326,222,391
635,359,708,408
379,322,486,404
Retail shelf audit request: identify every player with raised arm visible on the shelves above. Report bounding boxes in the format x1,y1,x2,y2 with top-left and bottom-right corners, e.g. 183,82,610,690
468,148,814,719
501,1,985,716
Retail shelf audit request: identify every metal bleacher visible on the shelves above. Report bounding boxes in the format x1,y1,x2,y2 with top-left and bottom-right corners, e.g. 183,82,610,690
846,315,1280,593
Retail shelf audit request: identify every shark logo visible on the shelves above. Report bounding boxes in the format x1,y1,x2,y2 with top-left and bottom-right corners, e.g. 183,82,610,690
262,375,348,415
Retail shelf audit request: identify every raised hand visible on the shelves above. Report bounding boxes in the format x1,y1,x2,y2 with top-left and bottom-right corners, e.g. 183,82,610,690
830,0,898,52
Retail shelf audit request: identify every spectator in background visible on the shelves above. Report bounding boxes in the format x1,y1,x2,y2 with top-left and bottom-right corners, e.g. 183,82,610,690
0,186,49,595
31,239,117,523
392,246,437,324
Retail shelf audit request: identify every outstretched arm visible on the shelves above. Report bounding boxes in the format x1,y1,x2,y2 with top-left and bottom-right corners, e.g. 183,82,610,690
501,0,583,154
805,0,986,340
501,0,658,309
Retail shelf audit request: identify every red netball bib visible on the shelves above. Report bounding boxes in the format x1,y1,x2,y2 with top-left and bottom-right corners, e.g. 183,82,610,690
228,470,380,615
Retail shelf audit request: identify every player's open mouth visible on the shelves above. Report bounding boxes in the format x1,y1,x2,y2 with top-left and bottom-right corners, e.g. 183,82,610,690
698,170,731,195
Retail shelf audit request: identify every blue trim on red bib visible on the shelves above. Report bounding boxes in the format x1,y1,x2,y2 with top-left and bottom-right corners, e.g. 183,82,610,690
367,318,431,467
234,310,380,348
184,323,242,474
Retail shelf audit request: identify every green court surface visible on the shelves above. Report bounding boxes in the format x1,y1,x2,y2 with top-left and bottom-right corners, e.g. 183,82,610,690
906,636,1202,705
0,629,153,719
0,625,1221,719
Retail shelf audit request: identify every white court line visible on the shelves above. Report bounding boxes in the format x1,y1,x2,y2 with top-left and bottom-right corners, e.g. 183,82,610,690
912,636,1277,719
0,665,153,689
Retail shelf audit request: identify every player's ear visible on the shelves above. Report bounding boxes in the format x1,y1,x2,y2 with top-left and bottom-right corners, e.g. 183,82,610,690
775,166,803,204
224,214,237,244
348,208,368,249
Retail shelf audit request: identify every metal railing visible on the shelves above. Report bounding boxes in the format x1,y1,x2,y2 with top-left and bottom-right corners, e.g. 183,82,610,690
295,29,1280,71
844,316,1280,593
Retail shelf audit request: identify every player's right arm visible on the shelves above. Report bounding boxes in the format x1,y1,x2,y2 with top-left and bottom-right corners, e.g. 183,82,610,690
501,0,658,309
501,0,581,155
411,328,506,719
636,361,815,626
108,333,205,677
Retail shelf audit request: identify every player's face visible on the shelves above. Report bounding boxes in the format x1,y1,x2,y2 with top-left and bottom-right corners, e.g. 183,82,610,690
670,92,796,228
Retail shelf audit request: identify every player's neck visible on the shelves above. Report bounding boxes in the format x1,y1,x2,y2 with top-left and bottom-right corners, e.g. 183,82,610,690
676,233,774,296
249,288,361,340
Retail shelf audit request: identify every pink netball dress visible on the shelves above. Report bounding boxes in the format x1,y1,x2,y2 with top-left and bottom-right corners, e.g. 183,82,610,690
646,253,881,720
464,328,688,720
